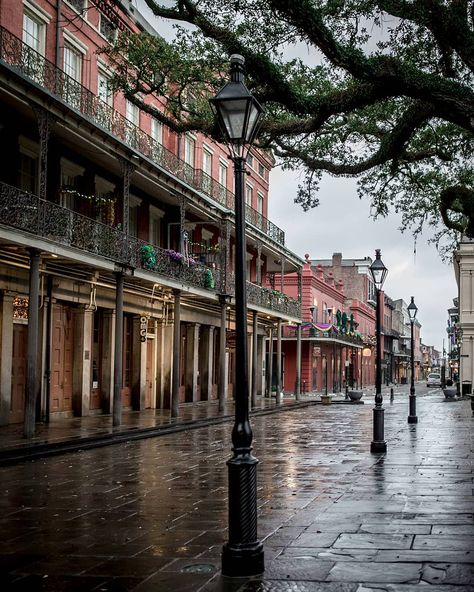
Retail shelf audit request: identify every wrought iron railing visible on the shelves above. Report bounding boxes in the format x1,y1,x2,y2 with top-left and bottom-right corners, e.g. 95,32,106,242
246,282,300,318
283,324,363,345
0,183,218,292
0,183,299,315
0,26,285,246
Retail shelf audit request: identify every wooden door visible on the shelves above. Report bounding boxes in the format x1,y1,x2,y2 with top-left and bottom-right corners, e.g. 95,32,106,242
145,338,154,408
10,323,27,423
51,304,74,414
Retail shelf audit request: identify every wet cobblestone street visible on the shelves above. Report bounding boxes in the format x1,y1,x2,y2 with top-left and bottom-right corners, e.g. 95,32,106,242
0,387,472,591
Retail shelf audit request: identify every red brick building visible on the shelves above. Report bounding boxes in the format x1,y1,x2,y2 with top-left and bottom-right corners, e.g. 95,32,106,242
0,0,303,431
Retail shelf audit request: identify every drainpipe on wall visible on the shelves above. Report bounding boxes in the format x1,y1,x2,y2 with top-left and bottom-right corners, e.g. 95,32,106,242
56,0,62,68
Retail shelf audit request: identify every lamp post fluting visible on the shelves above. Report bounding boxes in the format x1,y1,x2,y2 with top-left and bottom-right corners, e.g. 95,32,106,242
369,249,388,453
210,54,264,577
407,296,418,423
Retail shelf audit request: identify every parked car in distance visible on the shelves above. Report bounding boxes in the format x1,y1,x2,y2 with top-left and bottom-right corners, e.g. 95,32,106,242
426,373,442,387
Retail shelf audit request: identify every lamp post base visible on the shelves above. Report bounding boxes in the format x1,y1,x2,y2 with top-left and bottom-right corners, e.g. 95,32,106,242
222,541,264,577
222,454,264,577
371,406,386,453
407,415,418,424
370,440,387,453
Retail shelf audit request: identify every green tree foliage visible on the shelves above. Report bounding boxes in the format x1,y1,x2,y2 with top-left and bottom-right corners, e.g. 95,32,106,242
101,0,474,250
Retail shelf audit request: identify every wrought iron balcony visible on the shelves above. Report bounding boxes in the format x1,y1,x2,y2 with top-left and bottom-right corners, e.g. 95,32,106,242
283,324,363,345
0,182,218,292
0,26,285,246
246,283,300,318
0,182,300,317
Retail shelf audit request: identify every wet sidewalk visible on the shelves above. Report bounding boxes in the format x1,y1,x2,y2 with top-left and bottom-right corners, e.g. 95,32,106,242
0,391,352,464
1,386,472,591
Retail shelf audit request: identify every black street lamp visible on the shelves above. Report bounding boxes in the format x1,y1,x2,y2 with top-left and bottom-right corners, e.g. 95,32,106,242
407,296,418,423
369,249,388,453
210,54,265,577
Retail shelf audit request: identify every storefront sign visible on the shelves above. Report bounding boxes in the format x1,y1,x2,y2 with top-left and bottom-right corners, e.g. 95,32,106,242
140,316,148,342
362,347,372,357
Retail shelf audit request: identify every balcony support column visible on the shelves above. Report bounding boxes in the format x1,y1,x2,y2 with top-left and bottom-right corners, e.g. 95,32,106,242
179,194,186,254
256,334,264,398
276,318,282,404
280,260,285,293
266,326,273,398
171,289,181,417
251,311,258,408
24,249,41,438
219,218,231,294
218,295,229,411
256,242,262,286
297,270,302,302
32,106,53,202
119,159,135,236
113,271,124,427
295,322,302,400
132,315,147,410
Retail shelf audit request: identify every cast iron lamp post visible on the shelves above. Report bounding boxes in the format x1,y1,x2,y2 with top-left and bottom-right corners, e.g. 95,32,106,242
407,296,418,423
210,54,265,577
369,249,388,453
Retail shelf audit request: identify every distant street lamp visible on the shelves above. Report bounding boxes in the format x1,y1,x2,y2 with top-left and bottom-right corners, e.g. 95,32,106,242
210,54,264,577
369,249,388,453
407,296,418,424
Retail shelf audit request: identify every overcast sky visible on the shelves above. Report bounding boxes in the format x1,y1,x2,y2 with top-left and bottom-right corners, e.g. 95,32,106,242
135,0,457,351
268,168,457,352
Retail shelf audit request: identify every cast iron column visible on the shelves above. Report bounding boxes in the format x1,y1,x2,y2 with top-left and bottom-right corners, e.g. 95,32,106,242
172,289,181,418
408,319,418,423
267,326,273,397
251,310,258,408
24,249,41,438
113,271,124,427
295,322,301,400
371,288,387,453
276,318,282,404
218,295,228,412
221,156,264,577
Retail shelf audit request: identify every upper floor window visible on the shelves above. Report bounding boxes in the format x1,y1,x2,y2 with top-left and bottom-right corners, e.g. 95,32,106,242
151,117,163,144
245,184,253,206
202,147,213,176
67,0,86,13
219,161,228,188
23,11,44,54
258,162,266,178
367,278,376,303
98,71,113,106
184,135,195,167
63,43,82,82
247,153,254,167
126,100,139,126
100,14,118,44
257,191,264,214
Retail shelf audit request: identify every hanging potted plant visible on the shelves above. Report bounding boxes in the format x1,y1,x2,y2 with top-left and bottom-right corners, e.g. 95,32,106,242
204,269,215,289
140,244,156,270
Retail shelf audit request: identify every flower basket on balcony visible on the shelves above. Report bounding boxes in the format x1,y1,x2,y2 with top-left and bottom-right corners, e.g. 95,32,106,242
140,244,156,270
